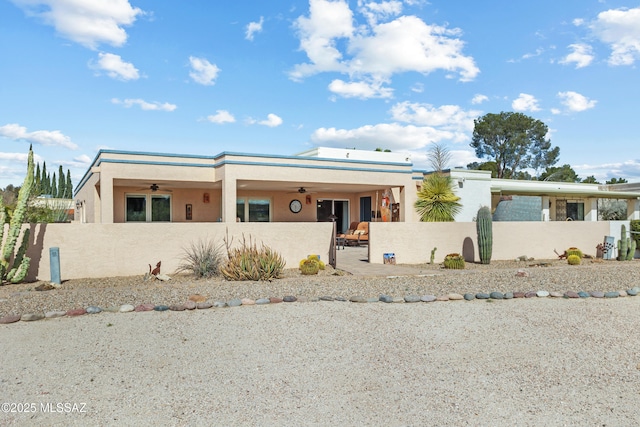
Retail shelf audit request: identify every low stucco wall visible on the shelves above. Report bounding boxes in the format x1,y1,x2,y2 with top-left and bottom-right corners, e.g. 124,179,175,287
23,222,333,281
369,221,612,264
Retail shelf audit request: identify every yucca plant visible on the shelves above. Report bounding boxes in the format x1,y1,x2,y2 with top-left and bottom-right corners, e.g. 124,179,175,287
414,173,461,222
176,238,224,278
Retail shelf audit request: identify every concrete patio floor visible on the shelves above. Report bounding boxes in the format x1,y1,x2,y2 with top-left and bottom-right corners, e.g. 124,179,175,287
335,245,433,276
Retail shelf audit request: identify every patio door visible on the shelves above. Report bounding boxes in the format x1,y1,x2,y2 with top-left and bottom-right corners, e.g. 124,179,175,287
317,199,349,234
360,197,372,221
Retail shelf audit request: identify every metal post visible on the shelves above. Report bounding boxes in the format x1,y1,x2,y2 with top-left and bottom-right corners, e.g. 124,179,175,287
50,247,61,284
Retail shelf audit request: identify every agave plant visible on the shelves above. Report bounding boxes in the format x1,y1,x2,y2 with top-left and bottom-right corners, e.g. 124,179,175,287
414,173,462,222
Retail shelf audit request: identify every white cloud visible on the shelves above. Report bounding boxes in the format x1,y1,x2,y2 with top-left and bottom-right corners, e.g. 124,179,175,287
574,159,640,182
573,18,585,26
111,98,177,112
328,79,393,98
0,123,78,149
245,16,264,41
188,56,220,86
557,91,597,112
551,108,561,115
471,94,488,104
390,101,480,135
91,52,140,80
207,110,236,124
11,0,143,49
512,93,541,112
590,7,640,66
560,43,594,68
290,0,478,98
258,114,283,127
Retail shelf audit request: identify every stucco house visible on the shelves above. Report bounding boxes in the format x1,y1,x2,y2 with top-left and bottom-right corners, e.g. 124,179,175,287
74,147,640,227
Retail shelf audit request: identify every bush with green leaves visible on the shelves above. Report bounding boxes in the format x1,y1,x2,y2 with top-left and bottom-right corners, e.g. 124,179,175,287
221,233,285,281
176,238,224,278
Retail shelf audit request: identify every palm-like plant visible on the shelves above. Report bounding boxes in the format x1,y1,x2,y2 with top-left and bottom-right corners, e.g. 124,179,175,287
415,173,461,222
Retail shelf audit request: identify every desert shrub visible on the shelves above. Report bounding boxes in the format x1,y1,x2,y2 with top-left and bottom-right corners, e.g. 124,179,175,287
221,233,285,281
176,238,224,278
567,254,581,265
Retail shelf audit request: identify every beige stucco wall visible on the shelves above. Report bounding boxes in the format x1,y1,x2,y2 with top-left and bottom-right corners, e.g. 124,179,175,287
368,221,611,264
24,222,333,281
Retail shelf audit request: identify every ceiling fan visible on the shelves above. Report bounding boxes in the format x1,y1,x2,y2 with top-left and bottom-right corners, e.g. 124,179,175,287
287,186,315,194
136,183,172,192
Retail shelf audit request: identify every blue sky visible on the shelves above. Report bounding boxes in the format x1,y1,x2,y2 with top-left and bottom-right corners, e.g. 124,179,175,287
1,0,640,190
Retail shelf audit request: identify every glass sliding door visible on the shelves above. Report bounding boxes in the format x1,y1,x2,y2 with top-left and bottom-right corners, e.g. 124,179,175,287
125,194,171,222
317,199,349,234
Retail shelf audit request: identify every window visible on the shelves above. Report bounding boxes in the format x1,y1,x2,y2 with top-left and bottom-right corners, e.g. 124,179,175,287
126,194,172,222
236,198,270,222
566,202,584,221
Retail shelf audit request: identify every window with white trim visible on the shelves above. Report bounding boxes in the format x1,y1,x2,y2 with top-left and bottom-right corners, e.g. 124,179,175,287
126,194,171,222
236,198,271,222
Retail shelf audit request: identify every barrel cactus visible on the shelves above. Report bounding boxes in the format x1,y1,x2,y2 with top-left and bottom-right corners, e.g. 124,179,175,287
0,146,34,284
476,206,493,264
567,254,581,265
300,259,320,275
443,253,465,269
565,247,583,259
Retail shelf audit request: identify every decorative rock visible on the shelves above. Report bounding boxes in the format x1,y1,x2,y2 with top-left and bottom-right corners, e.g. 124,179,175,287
448,293,464,301
379,295,393,303
420,295,437,302
564,291,579,298
577,291,590,298
404,295,421,303
632,286,640,294
513,292,525,298
197,302,213,309
320,296,334,301
255,298,270,305
366,297,379,303
590,291,605,298
86,306,102,314
392,297,404,303
536,290,549,297
297,296,309,303
436,295,449,301
228,299,242,307
283,296,297,303
189,294,207,303
21,313,44,321
515,269,529,277
476,293,490,299
489,292,504,300
604,291,619,298
0,314,21,324
134,303,155,312
169,304,185,311
154,305,169,311
184,301,197,310
66,308,86,316
241,298,255,306
104,306,120,313
269,297,283,304
45,310,67,318
549,292,563,298
463,293,475,301
618,290,627,297
119,304,135,313
627,288,638,296
335,297,347,302
504,292,514,299
213,301,227,308
525,291,537,298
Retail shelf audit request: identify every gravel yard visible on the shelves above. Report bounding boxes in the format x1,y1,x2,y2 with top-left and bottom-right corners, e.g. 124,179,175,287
1,259,640,426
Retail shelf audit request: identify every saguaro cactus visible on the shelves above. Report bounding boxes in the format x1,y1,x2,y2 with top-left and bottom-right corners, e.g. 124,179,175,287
476,206,493,264
618,224,628,261
0,146,34,283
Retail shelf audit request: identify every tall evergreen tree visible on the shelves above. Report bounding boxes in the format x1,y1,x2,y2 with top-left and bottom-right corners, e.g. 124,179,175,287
41,162,48,195
51,172,57,198
34,163,41,196
65,170,73,198
57,165,64,198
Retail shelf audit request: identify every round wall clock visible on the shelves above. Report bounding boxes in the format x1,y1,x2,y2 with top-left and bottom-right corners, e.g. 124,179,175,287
289,199,302,213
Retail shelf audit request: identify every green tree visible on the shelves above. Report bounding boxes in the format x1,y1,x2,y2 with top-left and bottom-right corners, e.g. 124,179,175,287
538,164,580,182
467,161,498,178
65,170,73,198
41,162,49,195
471,112,559,179
606,177,628,184
581,175,599,184
415,143,461,222
57,165,64,198
51,172,57,198
33,163,41,196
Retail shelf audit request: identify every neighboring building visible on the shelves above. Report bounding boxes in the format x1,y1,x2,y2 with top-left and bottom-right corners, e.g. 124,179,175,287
74,147,640,226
